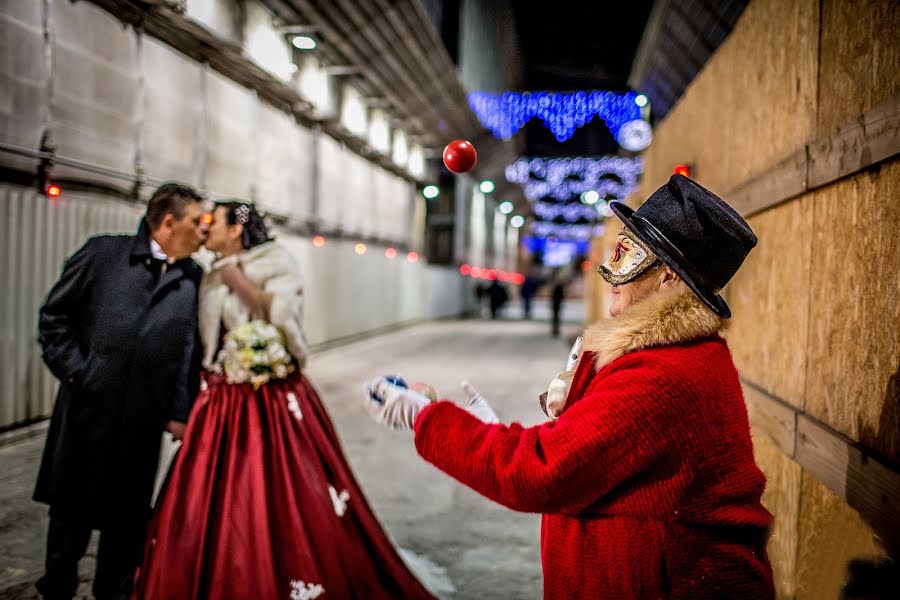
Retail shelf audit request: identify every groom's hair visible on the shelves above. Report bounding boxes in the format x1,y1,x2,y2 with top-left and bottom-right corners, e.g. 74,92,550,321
145,183,204,230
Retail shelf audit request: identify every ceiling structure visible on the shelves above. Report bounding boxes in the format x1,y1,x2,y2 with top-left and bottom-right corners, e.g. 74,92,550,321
511,0,655,158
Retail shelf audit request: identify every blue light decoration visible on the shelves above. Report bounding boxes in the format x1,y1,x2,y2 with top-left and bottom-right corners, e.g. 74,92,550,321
521,236,592,264
533,200,604,222
468,91,644,143
506,156,643,201
529,222,605,241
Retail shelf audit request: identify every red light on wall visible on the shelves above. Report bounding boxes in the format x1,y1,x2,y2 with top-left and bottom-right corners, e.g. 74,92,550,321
406,251,419,263
510,273,525,285
201,212,214,225
46,184,62,198
673,164,691,178
470,267,482,278
385,247,397,259
312,235,326,247
459,263,471,276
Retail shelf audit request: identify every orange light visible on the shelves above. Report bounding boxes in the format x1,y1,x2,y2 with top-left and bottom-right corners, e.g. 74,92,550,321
354,243,367,255
312,235,325,247
459,263,471,276
673,164,691,177
201,212,214,225
385,247,397,259
581,260,592,271
406,251,419,263
47,184,61,198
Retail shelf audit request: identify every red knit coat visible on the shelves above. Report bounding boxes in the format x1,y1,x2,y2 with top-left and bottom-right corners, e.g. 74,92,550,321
414,288,774,599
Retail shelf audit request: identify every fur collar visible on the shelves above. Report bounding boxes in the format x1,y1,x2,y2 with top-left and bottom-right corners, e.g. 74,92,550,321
582,284,727,372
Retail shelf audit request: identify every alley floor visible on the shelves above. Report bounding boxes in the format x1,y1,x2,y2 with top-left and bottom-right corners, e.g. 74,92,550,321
0,305,583,599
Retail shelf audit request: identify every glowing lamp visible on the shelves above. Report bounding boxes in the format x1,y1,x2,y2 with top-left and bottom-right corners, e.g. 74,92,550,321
312,235,326,247
673,164,691,178
47,184,61,198
385,247,397,259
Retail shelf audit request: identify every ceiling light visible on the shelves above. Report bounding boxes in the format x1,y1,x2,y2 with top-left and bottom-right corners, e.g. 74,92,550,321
292,35,316,50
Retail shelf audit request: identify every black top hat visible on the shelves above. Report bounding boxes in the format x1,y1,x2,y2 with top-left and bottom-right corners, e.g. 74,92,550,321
609,174,757,318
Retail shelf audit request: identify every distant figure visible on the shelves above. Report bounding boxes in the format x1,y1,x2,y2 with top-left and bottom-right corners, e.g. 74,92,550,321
487,279,509,319
551,278,566,337
520,273,540,319
474,282,488,318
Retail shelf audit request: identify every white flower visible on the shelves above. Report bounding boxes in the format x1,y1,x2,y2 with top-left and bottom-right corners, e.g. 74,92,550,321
214,320,296,386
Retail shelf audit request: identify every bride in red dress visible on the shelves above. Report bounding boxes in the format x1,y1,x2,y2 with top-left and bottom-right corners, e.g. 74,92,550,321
132,202,434,599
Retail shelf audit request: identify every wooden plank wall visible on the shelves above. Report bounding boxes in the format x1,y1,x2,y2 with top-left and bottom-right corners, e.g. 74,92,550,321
599,0,900,597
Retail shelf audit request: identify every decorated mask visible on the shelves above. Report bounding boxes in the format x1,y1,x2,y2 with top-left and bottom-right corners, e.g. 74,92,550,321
598,228,659,285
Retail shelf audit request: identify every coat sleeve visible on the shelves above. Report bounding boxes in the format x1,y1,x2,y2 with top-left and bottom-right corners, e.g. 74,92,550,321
262,250,309,368
169,324,201,423
37,240,96,385
413,359,692,514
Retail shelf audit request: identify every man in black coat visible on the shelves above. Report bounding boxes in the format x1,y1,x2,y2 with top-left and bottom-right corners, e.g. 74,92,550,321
34,183,208,600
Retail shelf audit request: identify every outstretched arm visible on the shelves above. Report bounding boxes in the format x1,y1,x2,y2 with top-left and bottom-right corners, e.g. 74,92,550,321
414,362,684,515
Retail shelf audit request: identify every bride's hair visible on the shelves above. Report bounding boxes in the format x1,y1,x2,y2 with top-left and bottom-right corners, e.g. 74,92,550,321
215,201,273,249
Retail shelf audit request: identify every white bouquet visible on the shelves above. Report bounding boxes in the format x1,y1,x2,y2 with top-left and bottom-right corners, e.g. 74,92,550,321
214,320,295,387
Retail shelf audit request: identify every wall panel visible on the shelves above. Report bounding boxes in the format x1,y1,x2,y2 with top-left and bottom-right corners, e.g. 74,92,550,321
805,162,900,460
795,472,885,599
816,0,900,137
50,0,139,189
0,0,47,172
752,433,801,600
205,71,255,199
727,194,814,406
140,38,205,187
0,186,142,428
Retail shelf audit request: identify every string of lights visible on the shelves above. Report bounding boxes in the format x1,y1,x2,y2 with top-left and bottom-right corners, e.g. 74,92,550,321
532,200,602,222
468,91,643,142
530,222,604,241
506,156,643,201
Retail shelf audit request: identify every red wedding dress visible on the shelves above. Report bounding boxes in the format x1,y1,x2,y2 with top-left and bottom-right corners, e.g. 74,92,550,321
131,369,435,599
133,241,434,599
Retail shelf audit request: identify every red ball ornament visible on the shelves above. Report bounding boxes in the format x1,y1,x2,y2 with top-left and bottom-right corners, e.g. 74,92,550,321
442,139,477,174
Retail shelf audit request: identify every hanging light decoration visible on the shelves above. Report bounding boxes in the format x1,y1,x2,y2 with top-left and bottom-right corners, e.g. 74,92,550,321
505,156,643,201
530,222,604,241
532,200,603,222
468,91,644,142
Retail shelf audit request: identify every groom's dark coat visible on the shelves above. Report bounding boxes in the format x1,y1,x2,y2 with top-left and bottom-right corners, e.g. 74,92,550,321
35,219,203,527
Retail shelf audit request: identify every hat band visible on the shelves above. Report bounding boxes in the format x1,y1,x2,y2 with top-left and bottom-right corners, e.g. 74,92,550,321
632,215,721,294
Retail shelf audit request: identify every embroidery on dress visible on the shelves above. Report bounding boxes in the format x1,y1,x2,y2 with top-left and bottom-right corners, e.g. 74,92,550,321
289,580,324,599
287,392,303,421
329,485,350,517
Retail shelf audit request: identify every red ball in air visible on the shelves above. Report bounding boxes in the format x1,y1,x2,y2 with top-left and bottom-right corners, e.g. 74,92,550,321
442,139,477,174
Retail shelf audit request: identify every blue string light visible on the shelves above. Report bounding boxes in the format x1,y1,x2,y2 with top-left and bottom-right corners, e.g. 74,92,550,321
468,91,643,142
505,156,643,201
529,222,604,241
533,200,601,222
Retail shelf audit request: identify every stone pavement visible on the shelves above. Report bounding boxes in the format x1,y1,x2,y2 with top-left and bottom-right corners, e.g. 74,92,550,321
0,311,583,599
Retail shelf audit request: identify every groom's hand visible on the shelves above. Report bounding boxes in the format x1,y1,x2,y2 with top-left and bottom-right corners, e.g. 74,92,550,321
166,420,186,441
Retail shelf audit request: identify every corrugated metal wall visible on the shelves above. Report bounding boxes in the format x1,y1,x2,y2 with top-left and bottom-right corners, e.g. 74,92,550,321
0,186,143,428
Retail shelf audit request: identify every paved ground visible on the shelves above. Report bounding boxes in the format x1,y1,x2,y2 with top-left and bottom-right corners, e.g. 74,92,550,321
0,301,583,599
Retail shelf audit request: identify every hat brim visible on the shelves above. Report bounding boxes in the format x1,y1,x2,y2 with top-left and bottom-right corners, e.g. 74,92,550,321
609,202,731,318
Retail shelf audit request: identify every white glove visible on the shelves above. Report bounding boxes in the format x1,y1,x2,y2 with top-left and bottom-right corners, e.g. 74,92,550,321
460,380,500,424
363,376,431,431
